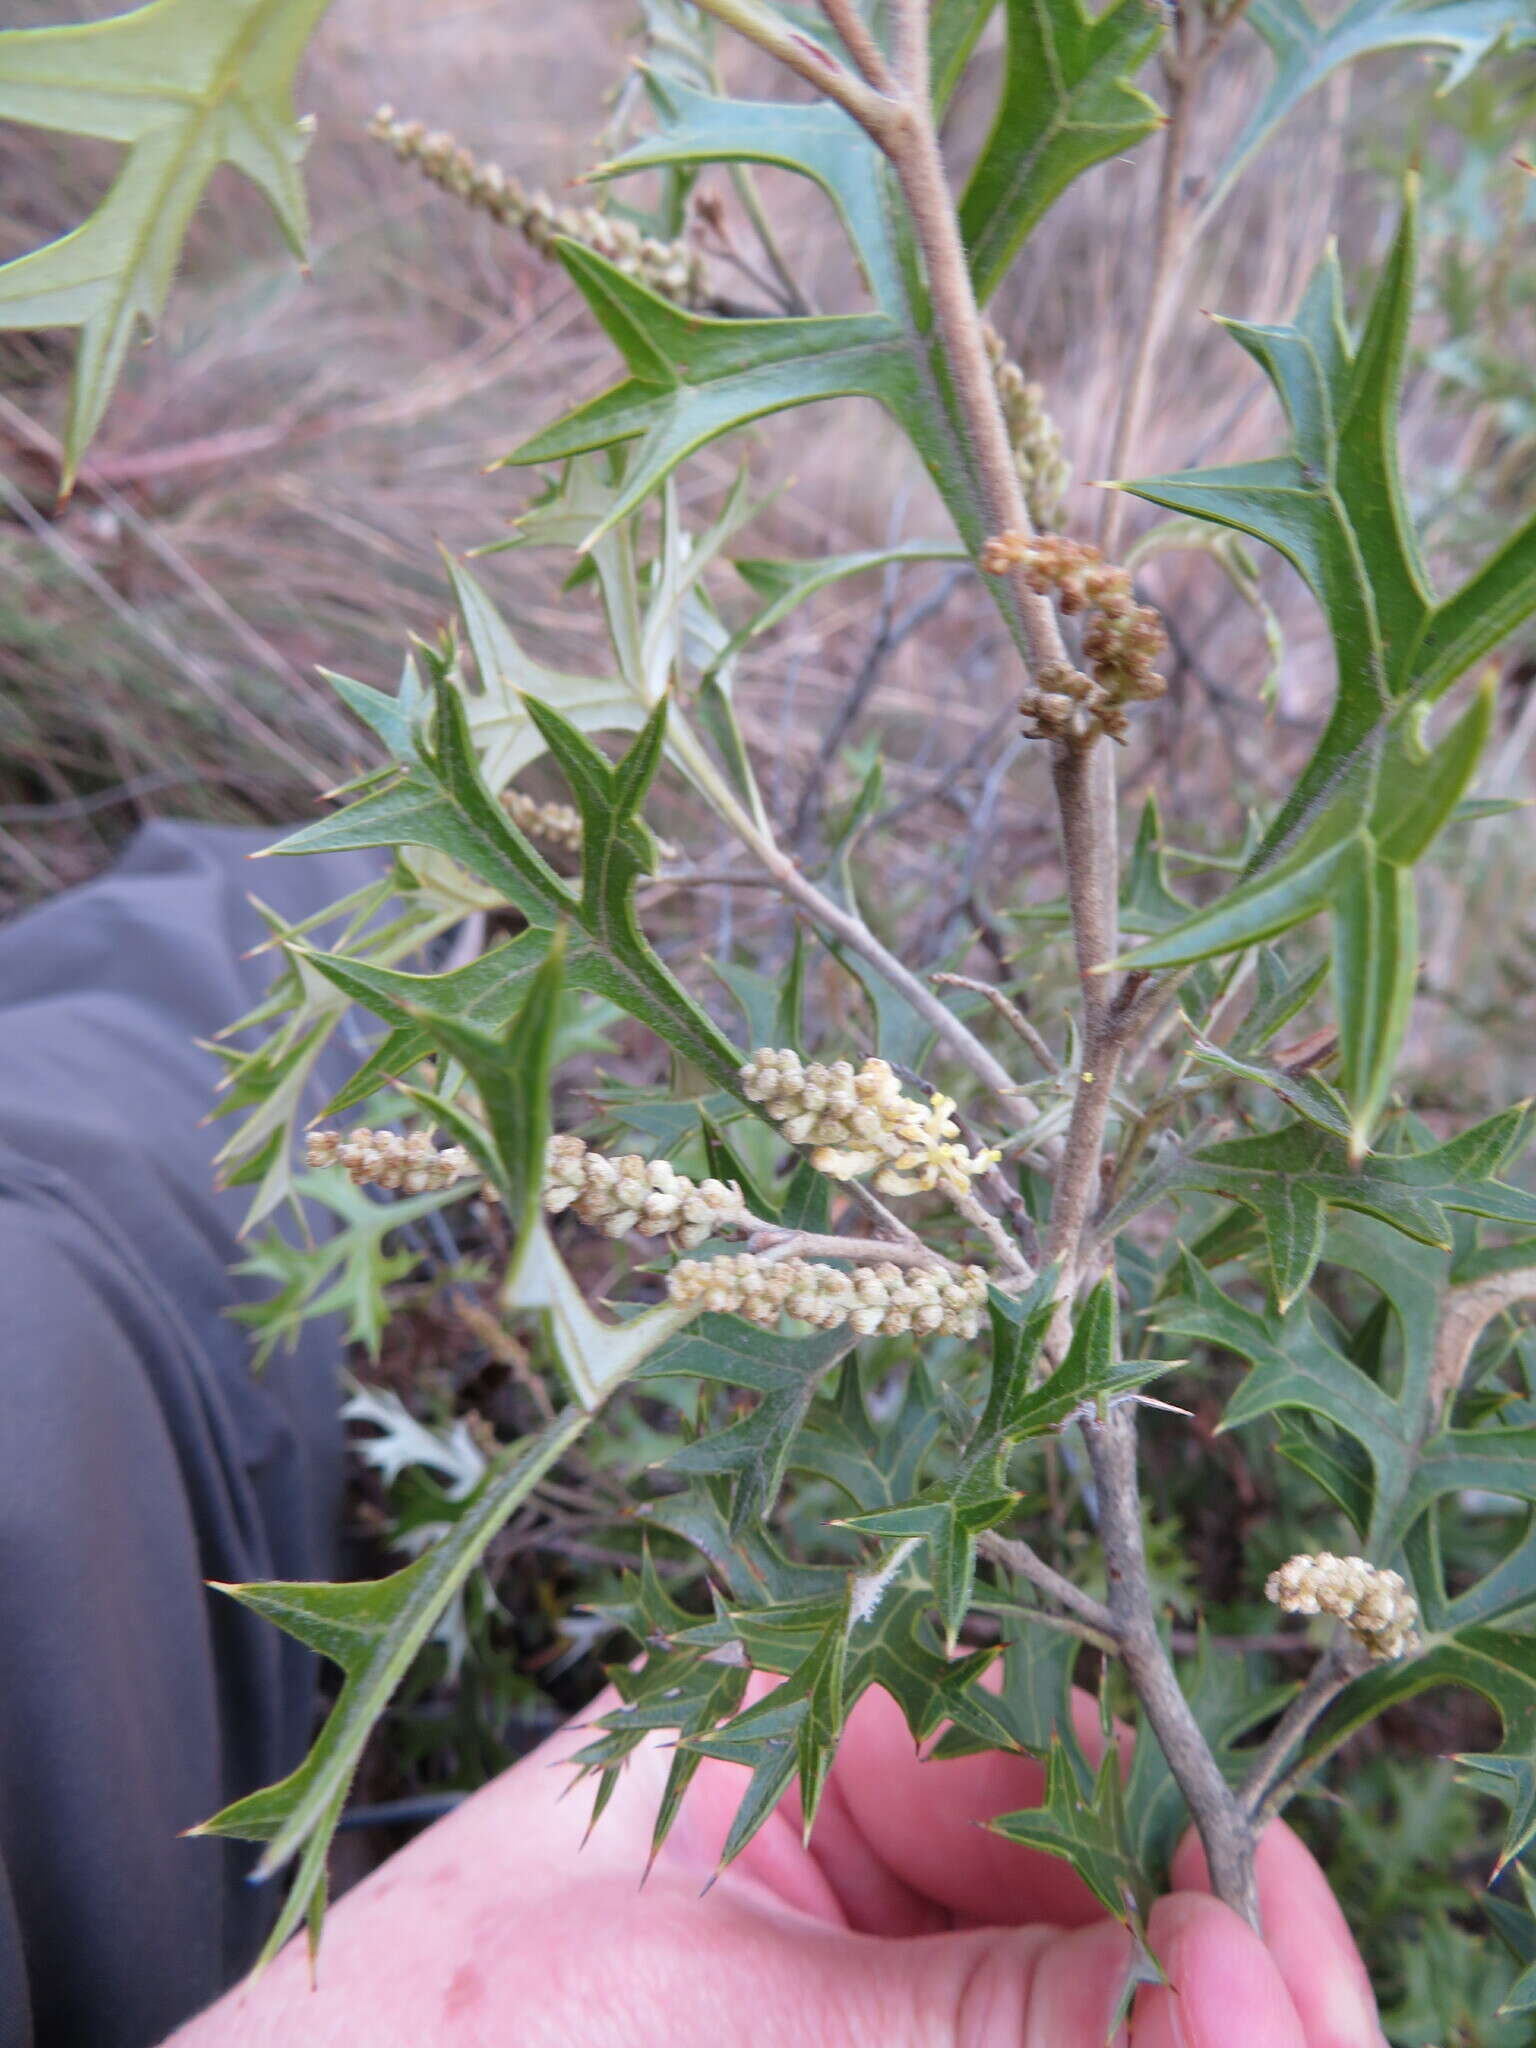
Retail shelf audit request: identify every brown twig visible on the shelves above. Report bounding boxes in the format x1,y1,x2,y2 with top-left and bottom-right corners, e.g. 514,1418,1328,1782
1085,1408,1260,1928
978,1530,1115,1636
744,1220,969,1274
1239,1632,1369,1824
933,972,1061,1076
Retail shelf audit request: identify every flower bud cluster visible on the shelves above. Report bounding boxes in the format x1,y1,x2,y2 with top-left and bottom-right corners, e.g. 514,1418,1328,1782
306,1126,471,1193
542,1134,749,1248
503,787,582,856
739,1049,997,1201
980,531,1166,743
982,323,1069,530
1265,1552,1421,1661
667,1252,987,1338
368,107,710,306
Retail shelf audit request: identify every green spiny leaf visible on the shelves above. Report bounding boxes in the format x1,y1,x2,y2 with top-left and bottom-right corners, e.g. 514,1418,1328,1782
1143,1113,1536,1311
400,932,565,1225
958,0,1164,303
991,1736,1150,1921
641,1316,855,1531
0,0,334,488
1209,0,1535,217
1122,191,1519,877
192,1405,590,1963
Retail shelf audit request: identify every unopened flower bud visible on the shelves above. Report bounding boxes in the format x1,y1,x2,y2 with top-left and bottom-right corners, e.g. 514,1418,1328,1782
305,1126,471,1194
541,1135,750,1248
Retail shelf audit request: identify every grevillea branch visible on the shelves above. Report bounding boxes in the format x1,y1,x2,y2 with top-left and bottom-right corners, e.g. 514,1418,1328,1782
1086,1409,1261,1928
669,0,1259,1932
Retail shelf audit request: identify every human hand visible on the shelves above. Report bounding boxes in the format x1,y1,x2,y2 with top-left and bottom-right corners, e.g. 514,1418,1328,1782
173,1683,1385,2046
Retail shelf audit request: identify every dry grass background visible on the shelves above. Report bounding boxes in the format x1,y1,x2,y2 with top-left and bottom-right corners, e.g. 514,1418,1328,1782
0,0,1532,1105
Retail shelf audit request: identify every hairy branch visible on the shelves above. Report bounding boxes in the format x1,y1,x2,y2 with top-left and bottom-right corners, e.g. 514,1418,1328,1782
818,0,898,91
688,0,892,131
978,1530,1115,1636
1086,1409,1260,1928
745,1220,967,1272
932,972,1061,1076
1238,1633,1368,1823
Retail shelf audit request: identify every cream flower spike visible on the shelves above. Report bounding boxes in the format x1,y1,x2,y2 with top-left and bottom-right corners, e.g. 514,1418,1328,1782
305,1127,471,1195
541,1134,749,1250
668,1253,987,1339
738,1049,997,1201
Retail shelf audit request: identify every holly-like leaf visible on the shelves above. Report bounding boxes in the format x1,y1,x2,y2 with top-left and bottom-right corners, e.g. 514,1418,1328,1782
991,1736,1150,1921
571,1547,752,1864
229,1172,466,1368
641,1316,856,1532
458,467,767,832
445,553,646,793
397,932,566,1227
273,680,748,1099
1210,0,1535,217
1114,189,1516,1147
690,1580,856,1849
792,1360,949,1515
685,1569,1004,1869
1166,1193,1536,1568
523,76,1042,667
295,927,554,1118
1143,1110,1536,1313
578,1369,1023,1874
1157,1250,1404,1508
716,541,967,672
1122,191,1524,868
840,1458,1017,1651
0,0,333,490
1014,1277,1168,1433
209,882,463,1229
520,698,750,1094
958,0,1165,303
1296,1628,1536,1877
831,1284,1163,1646
931,1618,1086,1762
1111,675,1494,1150
192,1404,591,1966
508,246,905,546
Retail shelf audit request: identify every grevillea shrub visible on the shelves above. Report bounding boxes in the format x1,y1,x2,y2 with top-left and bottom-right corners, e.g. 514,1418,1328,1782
5,0,1536,2019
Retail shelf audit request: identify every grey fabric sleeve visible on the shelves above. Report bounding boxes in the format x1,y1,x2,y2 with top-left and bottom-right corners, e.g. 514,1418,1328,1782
0,823,380,2048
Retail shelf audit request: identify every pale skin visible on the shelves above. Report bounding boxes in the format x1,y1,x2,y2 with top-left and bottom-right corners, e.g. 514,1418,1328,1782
172,1683,1386,2047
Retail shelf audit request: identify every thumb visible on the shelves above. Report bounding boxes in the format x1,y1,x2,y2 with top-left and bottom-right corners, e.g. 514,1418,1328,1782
1129,1892,1310,2047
